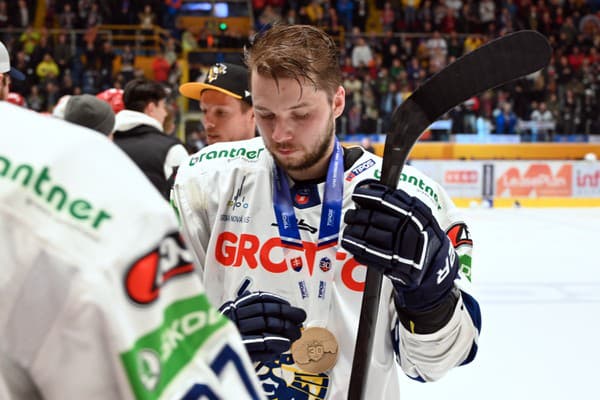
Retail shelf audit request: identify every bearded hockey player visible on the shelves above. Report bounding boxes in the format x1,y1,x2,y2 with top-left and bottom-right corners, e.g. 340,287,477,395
172,24,481,399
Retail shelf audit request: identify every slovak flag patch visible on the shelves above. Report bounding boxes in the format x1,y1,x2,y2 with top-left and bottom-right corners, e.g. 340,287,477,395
290,257,303,272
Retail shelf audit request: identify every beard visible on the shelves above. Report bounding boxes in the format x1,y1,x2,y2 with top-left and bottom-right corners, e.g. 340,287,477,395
270,114,335,174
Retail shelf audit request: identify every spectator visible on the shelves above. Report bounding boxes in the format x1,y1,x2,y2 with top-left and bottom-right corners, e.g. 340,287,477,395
305,0,324,26
179,62,255,145
16,0,30,28
361,136,376,153
403,0,421,30
57,3,77,29
53,33,73,75
0,1,7,29
351,37,374,68
98,41,115,89
119,44,136,82
36,53,60,82
112,78,188,200
559,88,580,134
26,84,44,111
530,101,555,141
152,51,170,83
495,102,518,134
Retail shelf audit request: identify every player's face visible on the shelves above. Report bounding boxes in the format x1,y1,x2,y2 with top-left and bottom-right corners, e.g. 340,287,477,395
252,72,345,180
200,90,255,145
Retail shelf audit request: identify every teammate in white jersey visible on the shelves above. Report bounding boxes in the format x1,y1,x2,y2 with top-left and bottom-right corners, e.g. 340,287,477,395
172,24,481,399
0,103,264,400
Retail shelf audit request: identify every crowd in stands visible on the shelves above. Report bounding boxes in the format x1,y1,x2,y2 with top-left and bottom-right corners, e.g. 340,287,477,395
0,0,599,140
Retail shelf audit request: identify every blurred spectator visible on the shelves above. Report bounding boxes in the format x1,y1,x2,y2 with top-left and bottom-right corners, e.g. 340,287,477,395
98,41,115,90
181,28,198,53
479,0,495,32
559,88,580,134
19,26,40,55
361,136,376,153
530,101,555,141
495,102,517,134
305,0,324,26
26,84,44,111
403,0,421,30
57,3,77,29
119,44,136,82
336,0,354,32
36,53,59,82
352,37,374,68
152,51,170,83
0,1,7,29
16,0,30,28
53,33,73,75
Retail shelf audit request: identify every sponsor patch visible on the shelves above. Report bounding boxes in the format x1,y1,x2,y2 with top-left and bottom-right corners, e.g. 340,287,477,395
124,232,194,305
120,295,228,400
345,158,376,182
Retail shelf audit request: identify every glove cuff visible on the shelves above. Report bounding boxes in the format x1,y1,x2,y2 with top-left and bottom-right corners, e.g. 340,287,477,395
395,287,460,334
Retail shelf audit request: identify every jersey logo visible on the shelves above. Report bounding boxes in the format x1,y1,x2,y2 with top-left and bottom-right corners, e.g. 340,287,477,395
256,354,330,399
290,256,303,272
319,257,332,272
124,232,194,304
291,183,321,209
345,158,376,182
446,223,473,248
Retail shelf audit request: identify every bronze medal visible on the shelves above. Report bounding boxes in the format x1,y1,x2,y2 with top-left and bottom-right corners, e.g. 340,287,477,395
291,327,339,374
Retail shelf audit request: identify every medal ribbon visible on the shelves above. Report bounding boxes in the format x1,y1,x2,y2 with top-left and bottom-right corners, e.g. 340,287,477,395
272,138,344,326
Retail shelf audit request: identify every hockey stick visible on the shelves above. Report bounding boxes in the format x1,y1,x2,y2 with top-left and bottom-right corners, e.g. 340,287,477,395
348,30,551,399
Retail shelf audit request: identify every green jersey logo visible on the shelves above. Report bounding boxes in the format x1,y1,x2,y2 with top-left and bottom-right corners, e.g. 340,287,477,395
121,295,228,400
0,155,112,230
189,147,265,166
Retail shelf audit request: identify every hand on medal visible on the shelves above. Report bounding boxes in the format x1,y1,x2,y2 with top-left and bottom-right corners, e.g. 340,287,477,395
220,291,307,362
341,180,459,312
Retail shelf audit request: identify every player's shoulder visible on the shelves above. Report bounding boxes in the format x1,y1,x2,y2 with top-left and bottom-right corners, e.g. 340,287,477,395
400,163,447,212
177,137,270,180
0,103,172,254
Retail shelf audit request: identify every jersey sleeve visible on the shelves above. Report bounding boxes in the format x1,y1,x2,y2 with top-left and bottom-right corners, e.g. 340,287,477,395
390,168,481,382
171,159,212,276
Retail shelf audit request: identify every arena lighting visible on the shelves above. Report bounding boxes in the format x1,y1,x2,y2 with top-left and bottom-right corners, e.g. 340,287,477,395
180,2,229,17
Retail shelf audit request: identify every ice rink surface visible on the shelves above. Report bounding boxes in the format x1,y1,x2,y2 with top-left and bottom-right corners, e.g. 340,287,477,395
400,207,600,400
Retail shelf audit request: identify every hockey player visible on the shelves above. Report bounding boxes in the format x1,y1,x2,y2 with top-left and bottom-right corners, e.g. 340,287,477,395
179,62,256,145
172,24,481,399
0,102,264,400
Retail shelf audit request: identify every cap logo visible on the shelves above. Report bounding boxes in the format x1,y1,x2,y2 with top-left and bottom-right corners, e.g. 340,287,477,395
207,63,227,83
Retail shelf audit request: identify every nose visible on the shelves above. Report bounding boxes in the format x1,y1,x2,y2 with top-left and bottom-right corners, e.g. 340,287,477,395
202,114,215,129
271,119,292,143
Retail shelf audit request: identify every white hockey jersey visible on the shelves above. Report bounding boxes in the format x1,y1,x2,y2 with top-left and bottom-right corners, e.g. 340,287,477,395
0,103,264,400
173,137,481,399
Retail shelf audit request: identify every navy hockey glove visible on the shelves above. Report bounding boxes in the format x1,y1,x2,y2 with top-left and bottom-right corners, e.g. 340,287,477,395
219,291,307,362
342,180,459,313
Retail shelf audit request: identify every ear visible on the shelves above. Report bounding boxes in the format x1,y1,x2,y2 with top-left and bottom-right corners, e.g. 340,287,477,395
332,86,345,119
144,101,155,115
